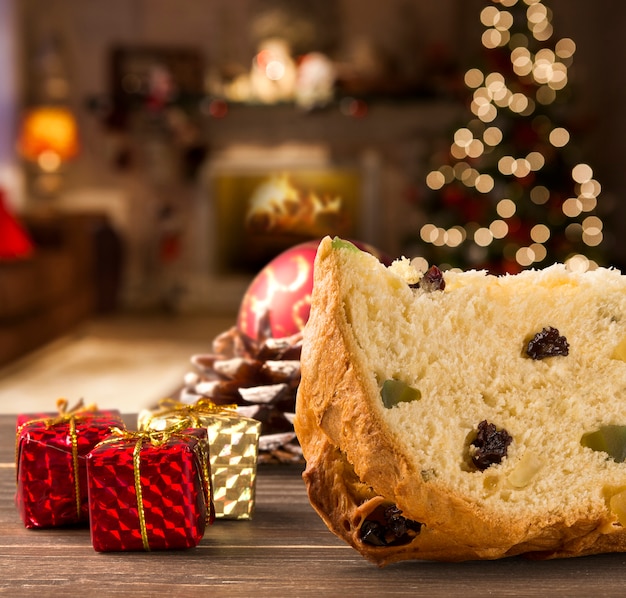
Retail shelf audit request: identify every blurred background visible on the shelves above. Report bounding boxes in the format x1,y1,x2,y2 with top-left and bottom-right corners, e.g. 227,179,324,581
0,0,624,408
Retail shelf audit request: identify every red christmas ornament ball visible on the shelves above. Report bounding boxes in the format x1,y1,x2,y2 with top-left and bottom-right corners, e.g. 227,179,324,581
237,239,389,340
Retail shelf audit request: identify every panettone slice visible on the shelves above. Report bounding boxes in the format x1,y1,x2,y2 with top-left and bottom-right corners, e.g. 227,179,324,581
295,236,626,563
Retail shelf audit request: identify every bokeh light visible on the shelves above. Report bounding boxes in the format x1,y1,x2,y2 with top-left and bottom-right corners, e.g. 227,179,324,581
420,0,604,270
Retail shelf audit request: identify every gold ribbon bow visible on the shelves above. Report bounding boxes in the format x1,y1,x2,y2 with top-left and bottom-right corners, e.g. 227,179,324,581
144,397,238,430
16,398,98,519
98,424,212,551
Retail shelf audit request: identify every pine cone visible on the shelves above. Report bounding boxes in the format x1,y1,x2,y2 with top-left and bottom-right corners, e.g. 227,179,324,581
180,314,303,464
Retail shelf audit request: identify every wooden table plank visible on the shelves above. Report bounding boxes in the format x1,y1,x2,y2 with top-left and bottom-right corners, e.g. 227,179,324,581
3,413,626,596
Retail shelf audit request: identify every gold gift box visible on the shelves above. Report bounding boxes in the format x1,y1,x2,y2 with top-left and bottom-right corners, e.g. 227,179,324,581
138,400,261,520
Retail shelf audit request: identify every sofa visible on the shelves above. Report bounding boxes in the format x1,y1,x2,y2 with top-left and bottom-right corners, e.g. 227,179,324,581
0,210,123,368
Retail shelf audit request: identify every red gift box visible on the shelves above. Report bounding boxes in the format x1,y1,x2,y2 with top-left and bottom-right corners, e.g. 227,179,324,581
87,427,213,552
15,399,124,529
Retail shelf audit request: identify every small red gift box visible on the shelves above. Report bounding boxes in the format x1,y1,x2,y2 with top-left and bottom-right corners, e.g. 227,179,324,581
15,399,124,529
87,427,213,552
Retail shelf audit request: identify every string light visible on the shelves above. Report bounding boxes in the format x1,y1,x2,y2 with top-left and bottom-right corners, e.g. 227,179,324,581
497,199,516,218
423,0,604,271
549,127,570,147
530,185,550,204
426,170,446,190
531,223,551,243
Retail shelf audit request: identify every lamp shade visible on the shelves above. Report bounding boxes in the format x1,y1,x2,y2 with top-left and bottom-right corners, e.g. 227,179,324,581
18,106,79,163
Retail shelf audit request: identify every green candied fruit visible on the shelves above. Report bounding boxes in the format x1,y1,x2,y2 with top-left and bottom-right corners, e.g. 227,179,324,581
381,379,421,409
581,425,626,463
331,237,359,252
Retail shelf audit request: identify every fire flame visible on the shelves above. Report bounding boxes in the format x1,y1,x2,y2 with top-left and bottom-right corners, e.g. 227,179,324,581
245,174,347,236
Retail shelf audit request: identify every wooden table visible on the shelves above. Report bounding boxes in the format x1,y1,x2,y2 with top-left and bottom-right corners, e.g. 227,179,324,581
3,413,626,597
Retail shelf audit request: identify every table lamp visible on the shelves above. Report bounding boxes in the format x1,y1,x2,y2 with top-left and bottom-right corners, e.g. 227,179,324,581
18,106,79,198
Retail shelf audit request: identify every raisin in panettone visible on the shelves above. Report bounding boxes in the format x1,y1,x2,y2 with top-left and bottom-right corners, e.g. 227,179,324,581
295,236,626,565
181,313,302,463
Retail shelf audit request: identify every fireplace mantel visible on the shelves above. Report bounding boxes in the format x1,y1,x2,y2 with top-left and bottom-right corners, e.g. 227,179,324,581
202,99,461,150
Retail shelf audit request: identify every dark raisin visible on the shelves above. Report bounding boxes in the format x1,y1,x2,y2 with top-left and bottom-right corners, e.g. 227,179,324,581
526,327,569,359
384,505,422,537
410,265,445,292
360,520,387,546
470,420,512,471
360,504,422,546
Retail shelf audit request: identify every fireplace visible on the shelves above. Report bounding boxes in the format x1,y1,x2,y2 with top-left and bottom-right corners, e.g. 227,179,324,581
212,168,362,274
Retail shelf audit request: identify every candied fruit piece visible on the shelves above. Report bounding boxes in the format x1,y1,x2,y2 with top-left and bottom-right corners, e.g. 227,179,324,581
331,237,358,251
380,379,421,409
470,420,512,471
609,489,626,526
526,327,569,360
581,425,626,463
507,451,543,488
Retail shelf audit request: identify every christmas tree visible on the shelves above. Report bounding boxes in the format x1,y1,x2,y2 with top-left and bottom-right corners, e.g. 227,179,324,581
414,0,604,274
